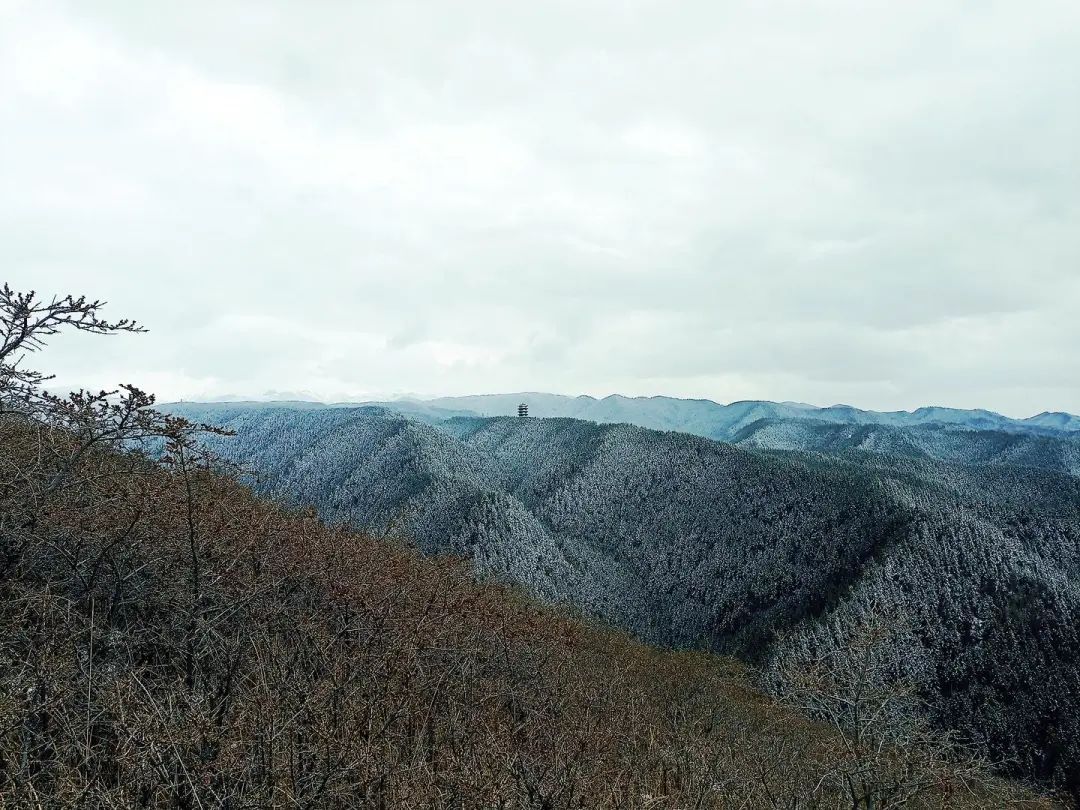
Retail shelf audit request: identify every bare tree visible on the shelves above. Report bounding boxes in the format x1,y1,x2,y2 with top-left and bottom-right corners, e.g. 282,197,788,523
0,286,226,582
0,284,143,412
766,602,1020,809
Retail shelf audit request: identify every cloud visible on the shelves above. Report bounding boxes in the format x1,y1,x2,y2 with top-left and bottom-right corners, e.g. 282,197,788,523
2,0,1079,416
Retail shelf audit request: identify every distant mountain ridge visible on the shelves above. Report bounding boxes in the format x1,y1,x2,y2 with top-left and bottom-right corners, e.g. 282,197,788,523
415,393,1080,438
732,417,1080,477
169,393,1080,437
168,395,1080,478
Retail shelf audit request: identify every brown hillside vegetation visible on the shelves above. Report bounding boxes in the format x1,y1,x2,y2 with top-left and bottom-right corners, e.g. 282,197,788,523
0,286,1055,807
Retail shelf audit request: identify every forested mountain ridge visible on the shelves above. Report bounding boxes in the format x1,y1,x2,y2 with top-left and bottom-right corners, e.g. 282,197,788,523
173,397,1080,478
414,392,1080,439
733,417,1080,477
167,402,1080,798
176,393,1080,443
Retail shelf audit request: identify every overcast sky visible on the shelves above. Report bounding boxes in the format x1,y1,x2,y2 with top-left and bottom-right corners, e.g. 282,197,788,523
3,1,1079,416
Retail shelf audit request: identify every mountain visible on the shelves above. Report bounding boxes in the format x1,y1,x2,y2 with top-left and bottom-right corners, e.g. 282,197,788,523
171,398,473,426
733,418,1080,476
165,393,1080,448
167,402,1080,798
1027,412,1080,432
8,408,1045,807
413,392,1080,440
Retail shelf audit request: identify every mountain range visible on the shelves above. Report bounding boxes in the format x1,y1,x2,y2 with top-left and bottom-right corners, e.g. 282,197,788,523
196,392,1080,437
167,395,1080,798
179,394,1080,477
415,393,1080,437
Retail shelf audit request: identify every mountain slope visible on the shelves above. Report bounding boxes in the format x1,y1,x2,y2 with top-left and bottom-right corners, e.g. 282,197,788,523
169,403,1080,797
8,413,1041,808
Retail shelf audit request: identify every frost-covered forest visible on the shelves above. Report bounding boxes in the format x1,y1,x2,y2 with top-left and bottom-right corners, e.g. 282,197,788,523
168,401,1080,798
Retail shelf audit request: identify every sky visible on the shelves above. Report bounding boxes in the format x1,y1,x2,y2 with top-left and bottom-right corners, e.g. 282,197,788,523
3,1,1079,417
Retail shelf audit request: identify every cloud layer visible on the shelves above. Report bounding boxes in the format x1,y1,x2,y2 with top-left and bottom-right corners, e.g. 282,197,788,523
3,0,1079,415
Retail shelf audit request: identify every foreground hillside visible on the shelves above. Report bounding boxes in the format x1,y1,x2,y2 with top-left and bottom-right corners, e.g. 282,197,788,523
167,403,1080,799
2,414,1043,808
